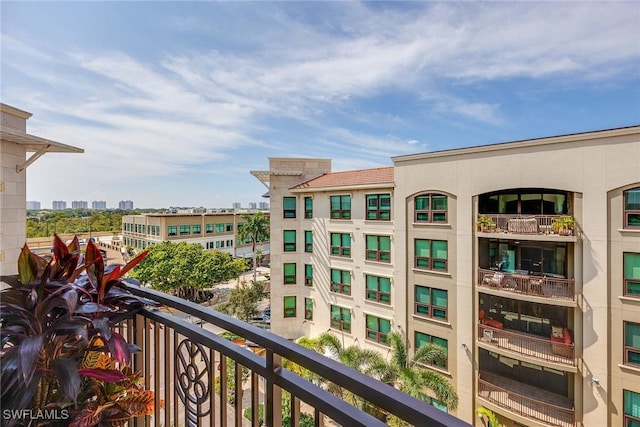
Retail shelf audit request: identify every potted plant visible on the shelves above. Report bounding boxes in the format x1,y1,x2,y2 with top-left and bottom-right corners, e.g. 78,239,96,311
476,215,496,232
0,235,160,427
552,215,575,236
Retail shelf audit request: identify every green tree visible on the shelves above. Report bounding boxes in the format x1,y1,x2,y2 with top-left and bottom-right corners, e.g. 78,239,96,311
129,241,246,301
384,331,458,412
219,280,265,321
237,212,269,282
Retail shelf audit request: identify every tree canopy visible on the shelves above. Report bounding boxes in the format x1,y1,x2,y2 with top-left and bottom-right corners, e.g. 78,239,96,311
237,212,269,282
128,241,246,301
217,280,265,321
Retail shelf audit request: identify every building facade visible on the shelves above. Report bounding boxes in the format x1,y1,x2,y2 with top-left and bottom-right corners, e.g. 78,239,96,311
92,200,107,210
71,200,88,209
52,200,67,210
122,211,270,259
26,201,40,210
0,103,82,276
254,126,640,426
119,200,134,210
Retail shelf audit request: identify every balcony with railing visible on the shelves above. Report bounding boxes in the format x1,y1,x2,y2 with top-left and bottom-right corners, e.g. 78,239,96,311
118,285,469,427
478,372,575,427
476,214,577,237
477,324,576,368
477,268,575,302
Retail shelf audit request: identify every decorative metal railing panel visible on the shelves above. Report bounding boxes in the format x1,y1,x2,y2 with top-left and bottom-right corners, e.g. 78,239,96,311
476,214,576,236
122,285,470,427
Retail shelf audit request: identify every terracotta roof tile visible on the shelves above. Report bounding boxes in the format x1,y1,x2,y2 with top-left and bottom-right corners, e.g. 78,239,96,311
291,166,394,190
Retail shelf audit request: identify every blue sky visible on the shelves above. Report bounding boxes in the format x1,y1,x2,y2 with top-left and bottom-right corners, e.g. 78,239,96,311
2,2,639,209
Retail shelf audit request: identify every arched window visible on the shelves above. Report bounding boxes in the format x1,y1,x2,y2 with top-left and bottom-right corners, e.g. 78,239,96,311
414,193,447,223
624,187,640,228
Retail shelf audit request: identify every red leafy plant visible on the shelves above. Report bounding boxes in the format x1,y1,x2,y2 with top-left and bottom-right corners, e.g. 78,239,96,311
1,236,161,426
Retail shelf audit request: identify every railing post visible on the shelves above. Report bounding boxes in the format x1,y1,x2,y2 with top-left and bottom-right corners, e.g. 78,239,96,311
266,350,282,427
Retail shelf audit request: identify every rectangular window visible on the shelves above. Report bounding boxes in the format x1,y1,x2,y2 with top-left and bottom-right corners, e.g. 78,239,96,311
415,286,448,320
331,269,351,295
624,253,640,297
366,235,391,262
625,322,640,367
330,233,351,257
283,197,297,219
284,230,296,252
206,224,214,234
415,239,448,271
625,187,640,228
366,275,391,304
304,196,313,219
226,223,233,232
168,225,177,236
305,230,313,253
284,263,296,285
192,224,201,234
366,194,391,220
330,305,351,332
180,225,190,235
305,264,313,287
415,194,448,223
216,223,224,233
624,389,640,427
330,195,351,219
226,240,233,247
305,298,313,320
284,296,296,318
366,315,391,344
415,332,448,369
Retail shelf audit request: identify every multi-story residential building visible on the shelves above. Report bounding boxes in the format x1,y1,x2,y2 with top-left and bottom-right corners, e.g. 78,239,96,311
26,201,41,210
92,200,107,210
52,200,67,210
71,200,88,209
248,202,257,209
233,202,242,209
0,103,82,276
121,212,270,259
119,200,134,210
254,126,640,426
259,201,269,210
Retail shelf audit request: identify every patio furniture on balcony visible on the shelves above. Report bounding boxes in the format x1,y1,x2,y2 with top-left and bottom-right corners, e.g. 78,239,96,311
477,268,575,302
477,324,576,366
507,217,538,234
113,284,469,427
550,327,574,358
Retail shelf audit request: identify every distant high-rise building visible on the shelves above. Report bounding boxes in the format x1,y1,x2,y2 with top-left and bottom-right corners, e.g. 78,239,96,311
119,200,134,210
232,202,241,209
258,202,269,210
248,202,257,209
52,200,67,210
92,200,107,210
71,200,88,209
26,201,41,210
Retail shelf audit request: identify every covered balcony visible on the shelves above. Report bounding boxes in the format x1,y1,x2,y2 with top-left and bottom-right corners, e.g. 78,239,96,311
477,324,576,368
477,188,576,237
117,285,469,427
478,372,575,427
478,268,575,302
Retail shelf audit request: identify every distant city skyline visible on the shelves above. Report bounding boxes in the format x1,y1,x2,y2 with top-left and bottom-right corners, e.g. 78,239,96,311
2,2,638,207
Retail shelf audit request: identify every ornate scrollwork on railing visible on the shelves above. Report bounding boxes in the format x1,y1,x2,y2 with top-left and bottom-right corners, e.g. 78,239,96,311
175,339,212,420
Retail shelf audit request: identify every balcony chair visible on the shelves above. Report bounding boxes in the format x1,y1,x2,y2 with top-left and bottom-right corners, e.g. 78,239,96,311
550,326,573,357
479,310,503,329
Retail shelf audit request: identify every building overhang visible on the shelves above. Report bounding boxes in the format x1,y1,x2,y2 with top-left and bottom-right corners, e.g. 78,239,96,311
1,127,84,172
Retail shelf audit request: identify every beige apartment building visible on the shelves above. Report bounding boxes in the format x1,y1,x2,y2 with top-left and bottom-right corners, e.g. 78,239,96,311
254,126,640,426
0,104,82,277
121,212,270,259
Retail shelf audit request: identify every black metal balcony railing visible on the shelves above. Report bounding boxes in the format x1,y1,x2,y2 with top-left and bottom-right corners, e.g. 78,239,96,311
121,285,469,427
477,324,576,366
478,268,575,302
478,374,574,427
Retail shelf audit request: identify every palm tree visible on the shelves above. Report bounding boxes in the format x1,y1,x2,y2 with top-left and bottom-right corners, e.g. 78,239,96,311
385,331,458,411
237,212,269,282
